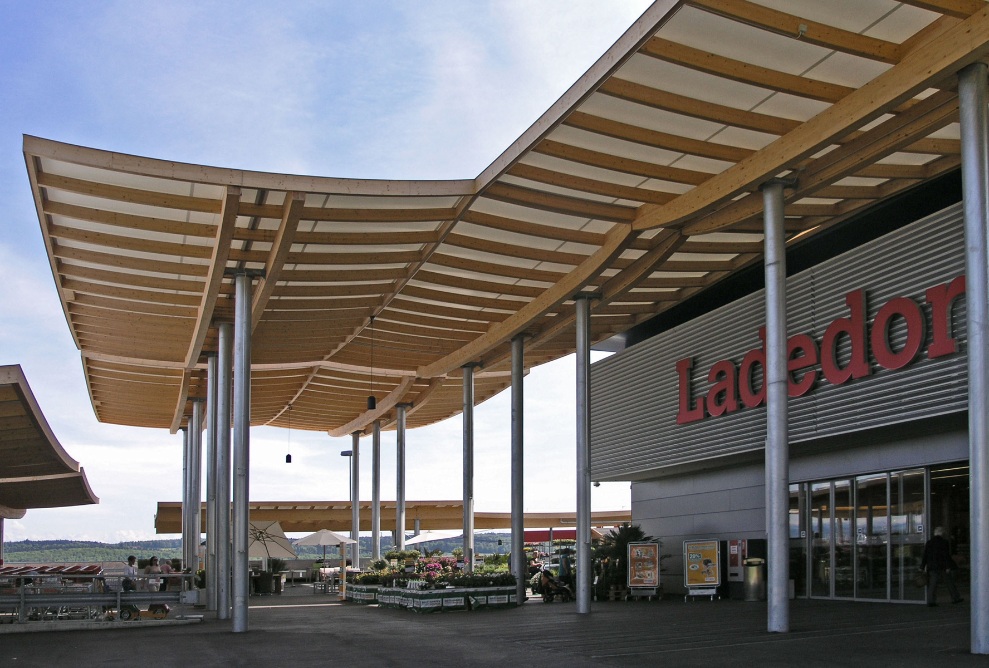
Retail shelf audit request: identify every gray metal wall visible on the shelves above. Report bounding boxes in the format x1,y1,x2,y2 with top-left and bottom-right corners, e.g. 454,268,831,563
591,204,968,481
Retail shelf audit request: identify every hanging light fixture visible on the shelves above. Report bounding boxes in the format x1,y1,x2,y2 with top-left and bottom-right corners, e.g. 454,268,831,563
367,315,376,410
285,404,293,464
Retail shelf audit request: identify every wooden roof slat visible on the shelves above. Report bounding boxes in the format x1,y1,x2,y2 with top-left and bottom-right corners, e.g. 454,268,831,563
598,77,798,136
640,36,855,104
686,0,905,64
480,182,637,223
461,209,607,246
534,138,714,185
36,170,222,214
507,161,676,205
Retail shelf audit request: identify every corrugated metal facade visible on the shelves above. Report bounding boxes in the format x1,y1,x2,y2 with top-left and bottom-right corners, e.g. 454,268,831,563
591,204,968,481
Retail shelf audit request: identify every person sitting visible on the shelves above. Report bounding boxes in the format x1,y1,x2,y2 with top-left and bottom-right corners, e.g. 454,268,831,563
144,556,163,592
159,558,173,591
122,555,138,591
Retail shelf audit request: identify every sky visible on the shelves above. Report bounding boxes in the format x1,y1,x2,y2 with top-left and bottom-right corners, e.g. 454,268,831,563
0,0,653,543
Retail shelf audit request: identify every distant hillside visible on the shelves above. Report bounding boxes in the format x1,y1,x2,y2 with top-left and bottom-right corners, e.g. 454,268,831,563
2,534,517,564
4,539,183,564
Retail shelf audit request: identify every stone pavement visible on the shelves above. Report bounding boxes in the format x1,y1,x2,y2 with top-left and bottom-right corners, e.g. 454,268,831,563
0,585,981,667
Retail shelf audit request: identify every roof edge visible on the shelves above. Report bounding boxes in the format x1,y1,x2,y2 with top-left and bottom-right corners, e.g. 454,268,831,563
474,0,682,191
22,134,476,198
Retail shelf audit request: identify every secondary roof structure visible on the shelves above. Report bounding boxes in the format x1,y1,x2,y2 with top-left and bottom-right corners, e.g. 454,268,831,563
154,500,631,534
23,1,989,438
0,365,98,515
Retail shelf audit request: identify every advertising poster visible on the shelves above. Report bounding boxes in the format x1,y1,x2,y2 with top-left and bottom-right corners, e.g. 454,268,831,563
627,542,660,588
683,539,721,588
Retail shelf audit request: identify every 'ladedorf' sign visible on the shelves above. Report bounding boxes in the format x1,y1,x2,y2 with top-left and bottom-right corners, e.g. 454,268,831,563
675,276,966,425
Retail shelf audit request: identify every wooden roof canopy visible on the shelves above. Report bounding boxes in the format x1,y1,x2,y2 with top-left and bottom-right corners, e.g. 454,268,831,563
0,365,98,516
23,1,989,438
154,500,631,534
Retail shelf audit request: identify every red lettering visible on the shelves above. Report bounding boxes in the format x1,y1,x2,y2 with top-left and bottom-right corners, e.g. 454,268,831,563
871,297,925,370
739,329,766,409
787,333,818,397
706,360,738,416
676,357,705,424
673,277,965,426
926,276,966,359
820,289,871,386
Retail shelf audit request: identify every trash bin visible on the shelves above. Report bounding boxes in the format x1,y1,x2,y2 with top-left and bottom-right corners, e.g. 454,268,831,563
743,558,765,601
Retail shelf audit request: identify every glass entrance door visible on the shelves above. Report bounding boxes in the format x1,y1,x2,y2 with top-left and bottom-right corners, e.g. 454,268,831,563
854,474,888,600
797,466,935,602
810,482,832,597
890,469,925,601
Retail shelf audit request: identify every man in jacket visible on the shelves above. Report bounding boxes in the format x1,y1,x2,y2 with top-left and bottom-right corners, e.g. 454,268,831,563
921,527,962,606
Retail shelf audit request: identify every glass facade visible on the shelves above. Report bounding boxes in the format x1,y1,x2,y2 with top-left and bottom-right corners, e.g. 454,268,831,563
789,463,966,602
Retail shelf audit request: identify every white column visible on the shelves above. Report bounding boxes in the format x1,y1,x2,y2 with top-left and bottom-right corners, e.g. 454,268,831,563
216,322,234,619
511,335,525,605
231,272,253,633
959,61,989,655
216,321,233,620
396,404,409,551
351,431,361,569
190,399,204,573
206,353,218,612
575,294,594,614
371,420,381,562
462,363,477,572
762,179,790,634
181,427,191,569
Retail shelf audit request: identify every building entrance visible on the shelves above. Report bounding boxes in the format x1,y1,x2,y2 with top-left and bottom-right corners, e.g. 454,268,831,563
789,463,968,602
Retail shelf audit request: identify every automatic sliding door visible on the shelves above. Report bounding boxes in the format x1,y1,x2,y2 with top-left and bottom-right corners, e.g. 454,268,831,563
810,482,831,597
891,469,926,602
855,474,888,600
834,480,854,598
790,483,808,597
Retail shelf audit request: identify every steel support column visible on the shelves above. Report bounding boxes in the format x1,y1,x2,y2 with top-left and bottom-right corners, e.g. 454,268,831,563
463,363,476,572
189,399,203,573
575,293,594,614
511,335,525,606
206,353,218,612
216,321,233,620
371,420,381,562
762,179,790,634
351,431,361,569
959,62,989,655
231,273,253,633
396,404,410,551
181,427,191,569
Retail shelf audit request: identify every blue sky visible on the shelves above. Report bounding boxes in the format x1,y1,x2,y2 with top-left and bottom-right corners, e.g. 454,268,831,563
0,1,651,542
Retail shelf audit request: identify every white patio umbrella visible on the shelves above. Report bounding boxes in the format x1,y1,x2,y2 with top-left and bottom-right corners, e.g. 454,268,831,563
247,520,296,570
294,529,356,561
404,529,463,546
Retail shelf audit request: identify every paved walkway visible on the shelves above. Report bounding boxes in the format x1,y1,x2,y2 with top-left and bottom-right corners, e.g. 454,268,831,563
0,586,981,667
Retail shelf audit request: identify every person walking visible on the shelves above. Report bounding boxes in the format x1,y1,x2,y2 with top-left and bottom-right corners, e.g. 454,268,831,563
921,527,962,606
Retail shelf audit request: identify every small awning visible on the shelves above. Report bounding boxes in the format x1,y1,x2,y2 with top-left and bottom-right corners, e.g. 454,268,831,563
0,365,98,516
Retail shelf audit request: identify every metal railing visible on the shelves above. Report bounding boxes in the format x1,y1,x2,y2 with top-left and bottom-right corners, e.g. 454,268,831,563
0,572,195,624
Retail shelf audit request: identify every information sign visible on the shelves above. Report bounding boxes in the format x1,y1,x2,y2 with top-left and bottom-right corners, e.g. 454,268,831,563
683,539,721,588
627,542,660,588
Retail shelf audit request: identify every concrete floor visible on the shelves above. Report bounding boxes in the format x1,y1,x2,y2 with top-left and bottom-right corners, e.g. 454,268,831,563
0,584,981,667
